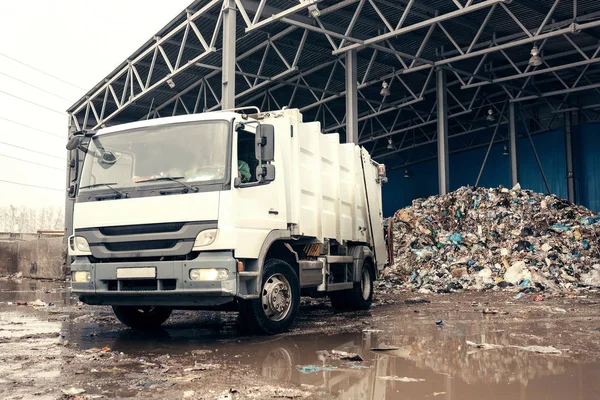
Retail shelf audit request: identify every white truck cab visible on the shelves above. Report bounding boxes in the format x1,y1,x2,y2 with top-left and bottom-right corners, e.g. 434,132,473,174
67,108,387,334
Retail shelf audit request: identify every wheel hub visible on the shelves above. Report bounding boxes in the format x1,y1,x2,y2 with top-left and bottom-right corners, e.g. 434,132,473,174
262,274,292,322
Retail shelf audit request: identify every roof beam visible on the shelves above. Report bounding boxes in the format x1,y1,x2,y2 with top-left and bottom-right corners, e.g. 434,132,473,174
330,0,503,55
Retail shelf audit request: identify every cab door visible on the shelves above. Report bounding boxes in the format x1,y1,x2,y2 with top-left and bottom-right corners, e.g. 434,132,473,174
231,127,287,232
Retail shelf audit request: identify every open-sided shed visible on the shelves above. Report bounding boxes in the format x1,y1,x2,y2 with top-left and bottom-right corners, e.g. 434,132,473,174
67,0,600,215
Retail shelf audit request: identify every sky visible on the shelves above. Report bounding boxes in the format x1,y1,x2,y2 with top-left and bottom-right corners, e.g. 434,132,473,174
0,0,193,208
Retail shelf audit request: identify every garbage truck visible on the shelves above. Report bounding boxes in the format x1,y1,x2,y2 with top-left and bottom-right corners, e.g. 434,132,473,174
66,108,387,334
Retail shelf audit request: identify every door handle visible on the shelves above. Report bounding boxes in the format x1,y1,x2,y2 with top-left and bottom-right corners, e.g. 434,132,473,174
269,209,279,215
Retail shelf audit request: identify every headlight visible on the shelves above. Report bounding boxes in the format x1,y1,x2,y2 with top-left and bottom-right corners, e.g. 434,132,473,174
74,236,91,252
69,236,91,255
193,229,218,247
189,268,229,281
73,271,91,283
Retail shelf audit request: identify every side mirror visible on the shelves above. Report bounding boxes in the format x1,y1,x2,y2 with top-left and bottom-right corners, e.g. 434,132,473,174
66,134,84,151
256,164,275,182
255,124,275,162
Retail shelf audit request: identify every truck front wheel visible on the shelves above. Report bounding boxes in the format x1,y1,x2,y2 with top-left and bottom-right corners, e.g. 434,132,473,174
239,259,300,335
112,306,172,330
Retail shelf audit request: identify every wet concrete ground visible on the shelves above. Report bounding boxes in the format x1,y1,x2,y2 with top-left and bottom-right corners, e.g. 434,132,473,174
0,279,599,399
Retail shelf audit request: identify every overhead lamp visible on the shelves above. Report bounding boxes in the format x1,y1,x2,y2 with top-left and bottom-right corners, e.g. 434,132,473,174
486,108,495,122
503,145,509,156
529,44,543,67
404,169,410,179
387,137,394,150
307,4,320,18
380,81,391,97
166,78,176,89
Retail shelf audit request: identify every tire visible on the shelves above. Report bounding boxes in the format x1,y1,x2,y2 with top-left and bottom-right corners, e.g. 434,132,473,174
238,259,300,335
112,306,172,330
329,261,374,311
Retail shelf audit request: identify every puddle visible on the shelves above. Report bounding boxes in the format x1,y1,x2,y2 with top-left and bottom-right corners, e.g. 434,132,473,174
0,279,71,305
63,313,600,400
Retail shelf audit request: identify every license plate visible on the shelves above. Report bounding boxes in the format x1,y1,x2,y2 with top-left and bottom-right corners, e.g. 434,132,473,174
116,267,156,279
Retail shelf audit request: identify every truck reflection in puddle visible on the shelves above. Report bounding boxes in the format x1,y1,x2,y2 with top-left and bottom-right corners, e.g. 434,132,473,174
89,323,600,399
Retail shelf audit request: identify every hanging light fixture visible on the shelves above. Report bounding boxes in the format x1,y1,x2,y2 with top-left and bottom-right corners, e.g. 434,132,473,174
307,4,320,17
380,81,391,97
486,108,495,122
503,145,509,156
387,137,394,150
529,44,543,67
404,169,410,179
166,78,176,89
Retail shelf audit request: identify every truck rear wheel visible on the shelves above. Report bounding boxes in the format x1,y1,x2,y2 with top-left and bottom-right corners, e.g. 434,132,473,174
330,261,374,311
112,306,172,330
239,259,300,335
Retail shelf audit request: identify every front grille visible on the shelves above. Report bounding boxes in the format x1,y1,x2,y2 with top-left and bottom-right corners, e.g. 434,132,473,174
104,240,179,252
89,252,200,263
99,222,185,236
78,220,216,260
106,279,177,291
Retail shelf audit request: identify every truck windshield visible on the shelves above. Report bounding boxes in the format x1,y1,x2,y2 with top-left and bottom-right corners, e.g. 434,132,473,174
79,120,229,191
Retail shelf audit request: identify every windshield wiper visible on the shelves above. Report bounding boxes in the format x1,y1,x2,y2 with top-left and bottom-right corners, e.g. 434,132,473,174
135,176,199,193
79,182,118,189
79,183,127,198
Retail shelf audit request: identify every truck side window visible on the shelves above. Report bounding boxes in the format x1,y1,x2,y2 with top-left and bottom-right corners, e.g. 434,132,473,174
237,130,258,183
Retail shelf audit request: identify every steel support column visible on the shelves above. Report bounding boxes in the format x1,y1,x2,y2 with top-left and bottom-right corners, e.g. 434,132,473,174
509,102,519,187
565,111,576,202
345,50,358,143
222,0,236,110
436,68,449,195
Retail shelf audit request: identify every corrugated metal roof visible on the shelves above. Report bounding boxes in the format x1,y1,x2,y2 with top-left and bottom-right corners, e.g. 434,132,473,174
69,0,600,157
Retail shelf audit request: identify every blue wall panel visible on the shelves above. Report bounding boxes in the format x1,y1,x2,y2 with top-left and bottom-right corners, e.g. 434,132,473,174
449,143,511,191
517,129,567,199
382,158,437,217
574,123,600,212
381,123,600,217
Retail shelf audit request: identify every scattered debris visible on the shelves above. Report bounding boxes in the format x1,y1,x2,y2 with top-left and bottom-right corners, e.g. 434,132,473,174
514,345,563,355
378,376,425,382
30,299,51,307
61,387,86,396
466,341,564,355
404,298,431,305
370,346,400,352
86,346,111,353
0,272,23,281
362,329,383,333
297,365,335,374
331,350,363,362
466,341,504,350
383,186,600,294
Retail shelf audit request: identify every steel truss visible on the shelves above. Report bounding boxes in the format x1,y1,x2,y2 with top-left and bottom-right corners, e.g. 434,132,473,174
68,0,600,168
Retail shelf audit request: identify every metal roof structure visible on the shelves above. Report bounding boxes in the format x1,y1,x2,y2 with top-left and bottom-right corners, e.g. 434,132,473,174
67,0,600,195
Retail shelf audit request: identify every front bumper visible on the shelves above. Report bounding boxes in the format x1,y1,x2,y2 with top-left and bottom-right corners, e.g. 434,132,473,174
71,251,237,307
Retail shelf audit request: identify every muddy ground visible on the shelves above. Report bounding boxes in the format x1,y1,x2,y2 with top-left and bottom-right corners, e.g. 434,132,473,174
0,280,599,400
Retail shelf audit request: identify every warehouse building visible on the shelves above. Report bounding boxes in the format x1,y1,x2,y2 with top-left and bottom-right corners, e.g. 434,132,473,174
67,0,600,218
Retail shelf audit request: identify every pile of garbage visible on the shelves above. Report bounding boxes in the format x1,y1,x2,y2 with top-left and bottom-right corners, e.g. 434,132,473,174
382,185,600,294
